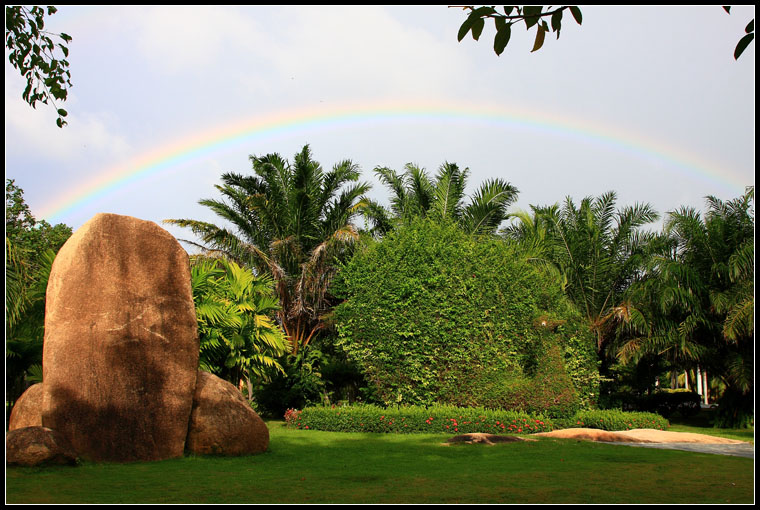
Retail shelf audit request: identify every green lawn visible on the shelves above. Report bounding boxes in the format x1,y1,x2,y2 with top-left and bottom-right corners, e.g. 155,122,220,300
6,420,754,504
666,408,755,443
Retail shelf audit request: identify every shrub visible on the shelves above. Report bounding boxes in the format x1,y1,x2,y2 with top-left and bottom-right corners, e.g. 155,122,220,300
286,404,554,434
283,404,670,435
333,218,600,415
640,390,701,419
566,409,669,431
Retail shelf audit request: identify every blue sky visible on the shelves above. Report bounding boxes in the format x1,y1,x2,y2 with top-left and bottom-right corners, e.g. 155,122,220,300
5,5,755,250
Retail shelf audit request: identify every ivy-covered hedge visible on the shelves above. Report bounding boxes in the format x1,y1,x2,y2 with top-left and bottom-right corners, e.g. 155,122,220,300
283,404,669,434
332,219,600,417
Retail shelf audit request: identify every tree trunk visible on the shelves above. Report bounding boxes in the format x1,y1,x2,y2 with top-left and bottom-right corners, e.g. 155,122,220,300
696,366,703,396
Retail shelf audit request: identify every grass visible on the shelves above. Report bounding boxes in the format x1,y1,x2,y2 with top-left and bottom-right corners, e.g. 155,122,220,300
6,420,754,504
667,408,755,443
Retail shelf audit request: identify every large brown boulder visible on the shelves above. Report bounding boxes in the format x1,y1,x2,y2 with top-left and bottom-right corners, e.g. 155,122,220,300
6,426,79,467
186,371,269,456
41,213,200,462
8,383,44,431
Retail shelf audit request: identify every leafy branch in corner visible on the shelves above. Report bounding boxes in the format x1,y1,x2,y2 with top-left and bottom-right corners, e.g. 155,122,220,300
5,5,72,127
452,5,583,55
723,6,754,60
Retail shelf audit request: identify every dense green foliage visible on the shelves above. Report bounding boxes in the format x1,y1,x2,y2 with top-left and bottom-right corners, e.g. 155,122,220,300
362,161,518,237
190,256,290,393
284,404,669,433
613,188,754,428
166,144,369,356
333,218,600,416
503,191,659,354
6,179,72,406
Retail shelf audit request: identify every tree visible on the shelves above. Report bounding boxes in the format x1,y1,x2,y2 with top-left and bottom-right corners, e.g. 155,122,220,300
190,256,290,400
503,191,659,353
165,144,370,356
613,187,754,427
6,179,72,406
455,5,753,60
6,179,72,272
454,5,583,55
5,5,72,127
363,161,518,237
723,6,755,59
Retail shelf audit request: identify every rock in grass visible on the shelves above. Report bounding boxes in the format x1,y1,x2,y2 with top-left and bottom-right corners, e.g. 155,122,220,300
8,383,44,431
185,371,269,456
41,213,200,462
6,426,79,467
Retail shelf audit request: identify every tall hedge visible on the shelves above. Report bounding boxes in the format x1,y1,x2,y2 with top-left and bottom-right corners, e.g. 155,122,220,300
332,219,599,417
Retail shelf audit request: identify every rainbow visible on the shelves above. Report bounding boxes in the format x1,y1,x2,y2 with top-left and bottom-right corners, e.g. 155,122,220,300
39,99,749,224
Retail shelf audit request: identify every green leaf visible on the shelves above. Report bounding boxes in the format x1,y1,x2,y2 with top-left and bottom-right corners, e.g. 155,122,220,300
523,6,542,29
734,32,754,59
531,25,546,53
471,6,497,18
722,6,731,14
57,108,67,117
551,9,563,33
569,6,583,25
471,17,485,41
745,19,754,33
494,21,512,56
457,17,476,42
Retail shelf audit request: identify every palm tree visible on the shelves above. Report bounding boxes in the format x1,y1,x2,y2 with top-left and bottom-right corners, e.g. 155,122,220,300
613,187,754,426
166,145,370,356
6,241,56,406
504,191,659,353
190,256,290,399
364,161,519,236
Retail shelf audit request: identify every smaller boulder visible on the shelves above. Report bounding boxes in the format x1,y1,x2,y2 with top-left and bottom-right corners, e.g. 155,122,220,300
6,426,79,467
8,383,44,431
186,371,269,456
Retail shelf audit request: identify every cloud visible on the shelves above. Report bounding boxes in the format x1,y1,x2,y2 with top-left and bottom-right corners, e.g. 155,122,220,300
253,6,473,101
5,71,132,166
127,5,473,104
133,5,265,75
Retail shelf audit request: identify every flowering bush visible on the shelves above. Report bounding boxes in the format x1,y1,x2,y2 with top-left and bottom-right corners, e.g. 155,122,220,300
283,404,670,434
284,404,554,434
563,409,669,431
284,408,303,428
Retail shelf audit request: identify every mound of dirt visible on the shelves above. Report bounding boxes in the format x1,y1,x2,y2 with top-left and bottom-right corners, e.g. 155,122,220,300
444,433,537,445
532,428,747,444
